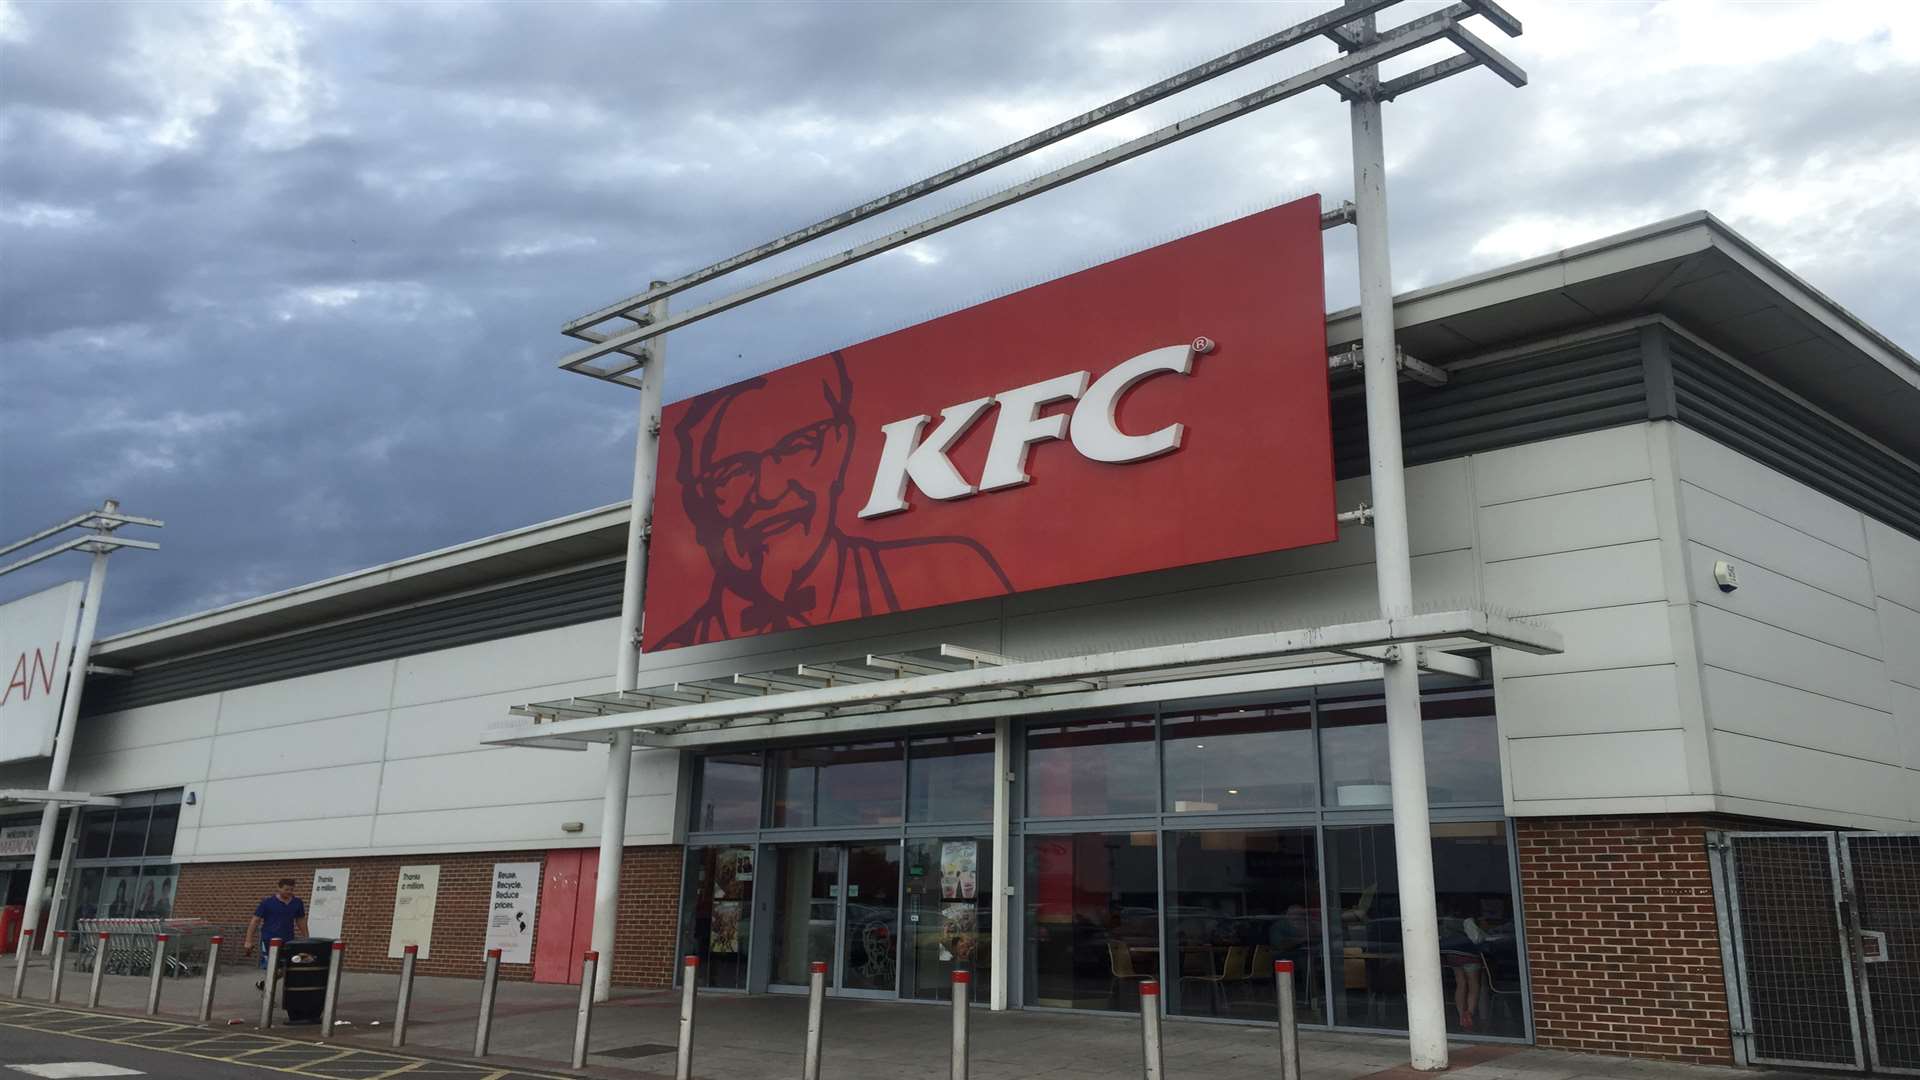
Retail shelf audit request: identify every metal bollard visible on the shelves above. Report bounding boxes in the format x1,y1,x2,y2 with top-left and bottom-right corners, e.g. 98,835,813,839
675,954,698,1080
1276,959,1301,1080
198,936,223,1023
803,961,827,1080
320,942,345,1039
48,932,68,1004
1138,979,1164,1080
951,969,971,1080
12,929,33,999
571,950,598,1070
88,931,109,1007
474,947,501,1057
391,944,418,1048
259,938,283,1029
146,934,169,1015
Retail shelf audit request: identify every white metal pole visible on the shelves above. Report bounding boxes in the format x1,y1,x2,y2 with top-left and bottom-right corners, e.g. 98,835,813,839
989,717,1011,1011
1347,16,1447,1069
45,805,81,953
22,516,112,954
590,291,670,1004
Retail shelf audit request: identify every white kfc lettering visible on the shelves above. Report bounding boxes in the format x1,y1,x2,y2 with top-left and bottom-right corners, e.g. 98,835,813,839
856,341,1204,519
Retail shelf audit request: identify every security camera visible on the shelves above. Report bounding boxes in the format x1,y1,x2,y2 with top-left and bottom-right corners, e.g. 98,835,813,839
1713,560,1739,593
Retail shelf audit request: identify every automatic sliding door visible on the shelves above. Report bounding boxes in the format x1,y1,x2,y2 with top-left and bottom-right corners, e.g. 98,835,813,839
770,845,839,988
840,842,900,993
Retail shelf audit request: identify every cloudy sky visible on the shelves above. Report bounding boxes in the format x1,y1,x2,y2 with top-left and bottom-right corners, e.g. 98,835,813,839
2,0,1916,636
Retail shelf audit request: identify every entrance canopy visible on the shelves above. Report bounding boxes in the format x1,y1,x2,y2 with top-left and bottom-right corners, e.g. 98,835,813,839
489,608,1560,752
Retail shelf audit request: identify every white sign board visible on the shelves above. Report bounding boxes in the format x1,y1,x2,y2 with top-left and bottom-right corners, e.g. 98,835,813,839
0,582,84,764
387,864,440,959
0,824,38,859
309,868,350,938
484,861,541,964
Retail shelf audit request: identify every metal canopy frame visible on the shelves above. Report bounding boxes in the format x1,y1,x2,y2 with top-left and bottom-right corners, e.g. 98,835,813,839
491,607,1558,748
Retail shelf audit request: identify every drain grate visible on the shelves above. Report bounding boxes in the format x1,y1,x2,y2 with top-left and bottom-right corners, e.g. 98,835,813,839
599,1042,678,1059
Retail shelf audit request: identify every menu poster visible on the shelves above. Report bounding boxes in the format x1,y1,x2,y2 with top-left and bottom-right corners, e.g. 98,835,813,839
942,903,979,963
309,868,350,938
940,841,978,901
710,901,742,954
387,864,441,959
485,862,541,964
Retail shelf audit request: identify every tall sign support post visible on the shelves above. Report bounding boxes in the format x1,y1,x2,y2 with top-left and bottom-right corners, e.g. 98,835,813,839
0,500,162,954
591,291,670,1003
1346,15,1445,1067
552,0,1525,1058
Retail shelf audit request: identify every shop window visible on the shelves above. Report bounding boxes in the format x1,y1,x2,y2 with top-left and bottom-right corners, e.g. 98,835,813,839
146,802,180,859
1325,821,1522,1037
1163,829,1322,1020
1162,704,1313,813
78,810,112,860
1318,690,1501,807
907,731,994,823
904,837,993,1001
1025,717,1155,818
693,753,763,833
679,845,754,989
1024,831,1159,1011
769,741,904,827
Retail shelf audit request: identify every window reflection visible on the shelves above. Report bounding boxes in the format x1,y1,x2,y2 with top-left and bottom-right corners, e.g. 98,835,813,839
1318,689,1501,807
1025,831,1159,1011
680,845,754,989
770,741,904,827
1165,830,1322,1020
1162,705,1313,812
694,753,762,832
908,732,994,822
1026,718,1155,818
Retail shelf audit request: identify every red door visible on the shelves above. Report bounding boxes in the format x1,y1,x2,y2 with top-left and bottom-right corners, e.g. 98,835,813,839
533,849,599,984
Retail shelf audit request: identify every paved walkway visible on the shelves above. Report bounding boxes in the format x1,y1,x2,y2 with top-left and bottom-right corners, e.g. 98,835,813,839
5,960,1807,1080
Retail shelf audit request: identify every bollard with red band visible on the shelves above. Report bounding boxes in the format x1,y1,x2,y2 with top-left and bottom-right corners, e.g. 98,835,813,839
320,941,346,1039
951,969,972,1080
198,935,222,1022
572,950,599,1070
1138,979,1164,1080
675,954,698,1080
88,930,110,1007
474,946,502,1056
11,928,33,999
145,933,170,1015
1276,959,1301,1080
48,931,68,1004
803,961,827,1080
391,943,418,1048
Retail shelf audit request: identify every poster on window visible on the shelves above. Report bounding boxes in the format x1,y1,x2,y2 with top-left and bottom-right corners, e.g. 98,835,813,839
941,903,979,963
940,841,977,901
309,868,349,938
387,864,440,959
709,901,742,955
133,869,177,918
484,862,540,965
0,824,36,858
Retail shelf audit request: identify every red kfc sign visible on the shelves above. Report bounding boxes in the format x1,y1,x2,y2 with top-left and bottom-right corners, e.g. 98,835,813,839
644,196,1333,650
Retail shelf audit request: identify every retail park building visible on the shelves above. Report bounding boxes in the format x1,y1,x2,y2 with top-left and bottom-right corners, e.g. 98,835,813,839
3,210,1918,1066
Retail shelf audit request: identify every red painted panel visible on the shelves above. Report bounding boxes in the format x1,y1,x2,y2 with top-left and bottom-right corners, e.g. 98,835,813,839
571,850,599,985
644,196,1333,649
533,850,582,984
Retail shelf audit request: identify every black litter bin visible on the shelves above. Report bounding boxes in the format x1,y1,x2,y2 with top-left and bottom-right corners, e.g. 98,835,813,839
280,938,334,1024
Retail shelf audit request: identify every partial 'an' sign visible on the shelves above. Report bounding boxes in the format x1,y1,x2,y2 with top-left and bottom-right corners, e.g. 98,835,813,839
0,581,85,764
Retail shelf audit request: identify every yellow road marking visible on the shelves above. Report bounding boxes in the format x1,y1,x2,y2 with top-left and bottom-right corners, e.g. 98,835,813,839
364,1061,428,1080
232,1039,306,1058
284,1048,361,1070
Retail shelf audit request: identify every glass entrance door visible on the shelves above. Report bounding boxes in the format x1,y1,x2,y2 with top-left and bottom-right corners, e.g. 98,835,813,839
768,842,901,997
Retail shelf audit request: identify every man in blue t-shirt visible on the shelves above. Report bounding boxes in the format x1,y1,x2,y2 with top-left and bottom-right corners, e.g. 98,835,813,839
243,878,308,986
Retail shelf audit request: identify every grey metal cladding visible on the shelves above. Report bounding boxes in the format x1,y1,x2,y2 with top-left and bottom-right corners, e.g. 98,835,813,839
1330,331,1646,477
81,561,624,716
1669,335,1920,539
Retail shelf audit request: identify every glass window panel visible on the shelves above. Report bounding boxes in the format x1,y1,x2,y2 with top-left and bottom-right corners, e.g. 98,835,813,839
98,865,140,918
679,845,755,990
1025,717,1156,818
71,867,105,922
1164,829,1322,1020
134,866,179,918
1024,831,1159,1011
905,837,992,1001
1319,688,1501,807
145,804,180,858
841,842,901,992
770,846,840,987
78,810,112,860
108,807,149,859
1326,821,1522,1036
693,753,762,833
908,731,994,822
1162,704,1313,813
770,742,903,828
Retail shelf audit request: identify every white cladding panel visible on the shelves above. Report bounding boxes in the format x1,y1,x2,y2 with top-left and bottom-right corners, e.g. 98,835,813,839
1674,424,1920,827
217,661,397,734
1508,729,1692,800
208,710,388,780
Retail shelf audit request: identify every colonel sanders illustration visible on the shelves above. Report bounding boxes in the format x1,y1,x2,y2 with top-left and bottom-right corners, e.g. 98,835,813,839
658,352,1012,647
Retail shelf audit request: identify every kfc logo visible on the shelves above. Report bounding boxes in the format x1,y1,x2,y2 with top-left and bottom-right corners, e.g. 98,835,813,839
858,338,1215,519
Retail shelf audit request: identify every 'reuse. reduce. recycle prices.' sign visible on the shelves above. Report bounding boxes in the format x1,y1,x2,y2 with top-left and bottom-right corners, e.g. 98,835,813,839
485,862,541,964
0,581,85,764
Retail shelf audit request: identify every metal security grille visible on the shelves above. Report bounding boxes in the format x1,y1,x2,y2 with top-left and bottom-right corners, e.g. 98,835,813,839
1846,834,1920,1073
1713,831,1920,1074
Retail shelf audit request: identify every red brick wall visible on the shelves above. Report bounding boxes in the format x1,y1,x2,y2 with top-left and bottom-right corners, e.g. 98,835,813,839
174,845,682,987
1516,816,1733,1063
